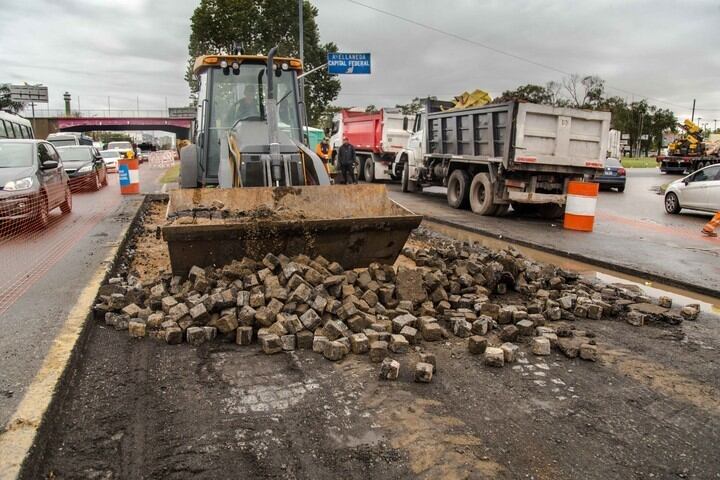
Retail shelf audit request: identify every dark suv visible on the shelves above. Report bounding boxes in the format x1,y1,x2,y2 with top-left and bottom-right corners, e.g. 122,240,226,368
0,139,72,228
57,145,108,191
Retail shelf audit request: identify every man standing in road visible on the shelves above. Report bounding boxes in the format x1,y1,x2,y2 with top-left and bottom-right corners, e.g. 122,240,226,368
702,212,720,237
337,136,357,184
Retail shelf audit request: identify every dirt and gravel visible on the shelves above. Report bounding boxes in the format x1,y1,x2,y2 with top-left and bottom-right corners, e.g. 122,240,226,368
34,201,720,479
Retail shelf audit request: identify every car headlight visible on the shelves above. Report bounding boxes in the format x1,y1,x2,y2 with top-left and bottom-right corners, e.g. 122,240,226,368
3,177,33,191
78,164,93,173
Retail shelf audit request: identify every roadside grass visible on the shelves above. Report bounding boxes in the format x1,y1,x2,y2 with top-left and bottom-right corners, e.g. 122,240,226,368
621,157,658,168
159,163,180,184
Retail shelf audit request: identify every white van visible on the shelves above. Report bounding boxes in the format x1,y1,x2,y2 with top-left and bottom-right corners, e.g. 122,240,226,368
0,111,34,139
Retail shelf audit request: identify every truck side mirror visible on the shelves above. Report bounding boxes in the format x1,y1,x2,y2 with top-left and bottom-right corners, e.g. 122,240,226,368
198,132,204,149
402,117,409,131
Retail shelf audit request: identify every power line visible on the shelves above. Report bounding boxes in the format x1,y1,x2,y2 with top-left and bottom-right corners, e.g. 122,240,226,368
345,0,720,112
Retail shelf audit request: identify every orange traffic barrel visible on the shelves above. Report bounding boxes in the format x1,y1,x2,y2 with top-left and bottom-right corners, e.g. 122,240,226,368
563,181,599,232
118,158,140,194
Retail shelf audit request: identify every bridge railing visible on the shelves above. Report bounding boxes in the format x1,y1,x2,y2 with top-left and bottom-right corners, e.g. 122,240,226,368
19,108,195,119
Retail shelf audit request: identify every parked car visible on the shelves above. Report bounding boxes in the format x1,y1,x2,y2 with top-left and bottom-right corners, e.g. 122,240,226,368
57,146,108,191
0,139,72,228
595,157,626,192
665,164,720,214
100,149,122,172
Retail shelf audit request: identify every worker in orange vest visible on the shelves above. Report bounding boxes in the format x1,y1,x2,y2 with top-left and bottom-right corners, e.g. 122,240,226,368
315,138,332,173
702,212,720,237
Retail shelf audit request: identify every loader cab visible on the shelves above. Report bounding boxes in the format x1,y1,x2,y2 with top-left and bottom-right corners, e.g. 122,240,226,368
191,55,304,185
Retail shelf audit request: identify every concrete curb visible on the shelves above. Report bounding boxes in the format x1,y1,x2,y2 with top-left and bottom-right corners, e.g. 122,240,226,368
0,195,155,480
423,215,720,300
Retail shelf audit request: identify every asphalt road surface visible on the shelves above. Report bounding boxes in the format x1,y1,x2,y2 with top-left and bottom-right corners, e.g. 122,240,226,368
0,163,168,426
387,168,720,296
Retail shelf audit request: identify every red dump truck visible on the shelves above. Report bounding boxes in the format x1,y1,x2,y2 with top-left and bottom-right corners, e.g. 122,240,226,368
329,108,412,182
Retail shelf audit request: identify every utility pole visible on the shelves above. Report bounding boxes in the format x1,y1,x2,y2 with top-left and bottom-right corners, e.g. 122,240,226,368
691,99,696,122
714,119,717,131
107,96,111,116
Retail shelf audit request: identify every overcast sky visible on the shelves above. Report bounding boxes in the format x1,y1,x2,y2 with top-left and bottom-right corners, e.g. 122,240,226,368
1,0,719,123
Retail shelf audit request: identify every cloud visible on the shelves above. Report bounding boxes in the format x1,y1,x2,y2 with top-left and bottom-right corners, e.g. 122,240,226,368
1,0,719,122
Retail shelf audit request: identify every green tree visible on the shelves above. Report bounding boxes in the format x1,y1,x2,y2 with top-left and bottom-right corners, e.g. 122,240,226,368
494,84,553,104
186,0,340,125
0,85,23,113
395,96,437,115
647,107,677,152
562,74,604,109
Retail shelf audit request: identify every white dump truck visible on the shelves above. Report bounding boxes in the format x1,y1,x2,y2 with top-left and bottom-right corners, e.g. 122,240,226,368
395,99,611,217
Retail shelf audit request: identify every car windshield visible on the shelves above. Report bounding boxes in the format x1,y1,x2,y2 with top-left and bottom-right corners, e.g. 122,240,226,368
604,158,621,167
49,139,77,147
0,143,33,167
108,142,132,150
100,151,120,158
58,147,92,162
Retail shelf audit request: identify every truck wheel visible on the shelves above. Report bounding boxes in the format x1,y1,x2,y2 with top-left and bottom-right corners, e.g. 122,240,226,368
357,157,366,181
511,202,535,215
447,170,471,209
469,172,495,215
363,158,375,182
492,204,510,216
401,161,417,193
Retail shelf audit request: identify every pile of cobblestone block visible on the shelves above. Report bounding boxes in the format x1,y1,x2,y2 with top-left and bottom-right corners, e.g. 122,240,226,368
94,227,701,381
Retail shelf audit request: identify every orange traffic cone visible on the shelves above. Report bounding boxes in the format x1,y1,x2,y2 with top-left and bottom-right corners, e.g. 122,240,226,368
702,212,720,237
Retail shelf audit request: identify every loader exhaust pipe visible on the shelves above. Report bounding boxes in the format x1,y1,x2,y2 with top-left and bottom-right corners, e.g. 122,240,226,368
265,45,282,186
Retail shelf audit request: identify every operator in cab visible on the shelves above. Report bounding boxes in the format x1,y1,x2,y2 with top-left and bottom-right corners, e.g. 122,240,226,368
315,138,332,173
236,85,260,121
337,136,357,184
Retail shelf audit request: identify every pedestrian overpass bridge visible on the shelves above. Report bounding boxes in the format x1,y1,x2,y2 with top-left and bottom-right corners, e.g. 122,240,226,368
30,116,192,140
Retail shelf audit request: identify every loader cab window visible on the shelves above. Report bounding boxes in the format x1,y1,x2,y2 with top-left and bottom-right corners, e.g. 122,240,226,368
208,64,301,140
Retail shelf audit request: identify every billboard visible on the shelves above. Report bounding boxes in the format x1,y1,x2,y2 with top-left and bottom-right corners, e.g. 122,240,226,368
8,84,48,103
327,53,371,74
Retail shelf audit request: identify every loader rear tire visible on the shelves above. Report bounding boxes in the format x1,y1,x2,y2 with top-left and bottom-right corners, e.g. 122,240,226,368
447,170,471,209
469,172,495,215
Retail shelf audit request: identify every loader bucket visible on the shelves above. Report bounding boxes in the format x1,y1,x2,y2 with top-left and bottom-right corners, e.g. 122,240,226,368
162,184,422,277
